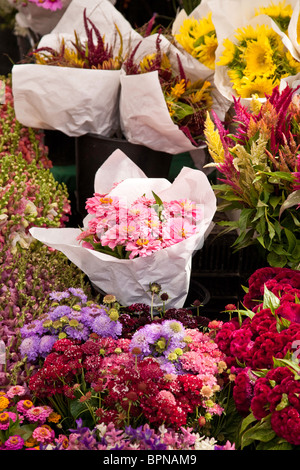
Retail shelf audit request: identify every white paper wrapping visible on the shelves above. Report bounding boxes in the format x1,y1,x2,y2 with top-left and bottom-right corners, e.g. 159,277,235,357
288,0,300,58
6,0,72,36
30,150,216,308
12,64,121,137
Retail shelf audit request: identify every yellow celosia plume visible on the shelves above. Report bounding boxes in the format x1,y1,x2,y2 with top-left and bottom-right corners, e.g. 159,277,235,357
204,112,224,164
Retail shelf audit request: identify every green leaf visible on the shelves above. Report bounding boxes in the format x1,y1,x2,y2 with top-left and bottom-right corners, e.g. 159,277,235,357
151,191,164,207
279,190,300,218
257,170,295,182
284,228,297,253
267,251,287,268
263,285,280,313
173,101,194,120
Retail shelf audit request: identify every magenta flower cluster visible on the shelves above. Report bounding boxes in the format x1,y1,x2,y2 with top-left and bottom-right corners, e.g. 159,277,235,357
215,267,300,447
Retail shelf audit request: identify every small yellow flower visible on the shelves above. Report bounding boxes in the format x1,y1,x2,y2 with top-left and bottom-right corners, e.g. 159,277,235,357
170,79,186,99
48,411,61,423
218,38,236,66
108,308,119,322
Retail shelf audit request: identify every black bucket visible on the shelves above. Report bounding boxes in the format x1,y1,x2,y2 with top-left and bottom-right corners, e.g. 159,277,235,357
75,133,173,218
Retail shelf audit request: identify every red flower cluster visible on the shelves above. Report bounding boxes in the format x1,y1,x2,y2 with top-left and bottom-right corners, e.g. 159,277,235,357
251,367,300,446
215,267,300,446
29,333,219,429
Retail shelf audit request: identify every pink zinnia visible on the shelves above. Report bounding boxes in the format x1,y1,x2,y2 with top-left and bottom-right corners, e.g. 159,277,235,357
32,425,55,444
25,406,52,423
6,385,26,399
4,435,24,450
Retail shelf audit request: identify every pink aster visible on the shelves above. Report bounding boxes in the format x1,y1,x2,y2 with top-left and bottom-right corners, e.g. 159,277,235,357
162,217,197,244
125,237,162,258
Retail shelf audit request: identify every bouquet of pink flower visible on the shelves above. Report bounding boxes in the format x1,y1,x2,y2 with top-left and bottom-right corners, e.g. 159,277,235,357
30,150,216,308
77,191,203,260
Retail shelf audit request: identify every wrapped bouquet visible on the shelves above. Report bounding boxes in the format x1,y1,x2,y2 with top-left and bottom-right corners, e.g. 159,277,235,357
120,32,215,154
12,0,137,137
209,0,300,104
30,150,216,308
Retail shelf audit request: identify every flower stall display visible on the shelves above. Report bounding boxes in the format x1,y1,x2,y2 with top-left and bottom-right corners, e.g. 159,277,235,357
208,0,300,104
204,84,300,270
171,0,232,120
11,1,138,137
29,149,216,308
215,266,300,449
0,385,62,450
0,152,71,253
0,245,91,389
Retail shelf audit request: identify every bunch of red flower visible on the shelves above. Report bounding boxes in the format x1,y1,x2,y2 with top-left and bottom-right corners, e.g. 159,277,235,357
215,267,300,446
29,334,217,429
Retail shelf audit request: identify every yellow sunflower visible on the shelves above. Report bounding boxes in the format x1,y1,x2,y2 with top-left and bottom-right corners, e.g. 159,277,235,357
255,0,293,32
194,34,218,70
243,37,276,78
217,38,237,66
234,75,278,98
175,12,218,69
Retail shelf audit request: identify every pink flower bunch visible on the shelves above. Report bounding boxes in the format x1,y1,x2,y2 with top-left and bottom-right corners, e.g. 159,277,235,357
77,192,203,259
0,385,59,450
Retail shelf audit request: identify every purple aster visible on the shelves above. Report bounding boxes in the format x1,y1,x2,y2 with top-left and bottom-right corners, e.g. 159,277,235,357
92,313,122,339
38,335,58,357
49,290,70,302
65,324,90,341
68,287,88,302
81,305,109,328
160,319,185,341
20,320,45,338
49,305,72,320
129,324,162,356
19,335,41,362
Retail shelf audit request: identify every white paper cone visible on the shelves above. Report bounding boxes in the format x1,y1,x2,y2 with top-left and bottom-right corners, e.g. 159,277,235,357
12,64,121,137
